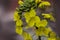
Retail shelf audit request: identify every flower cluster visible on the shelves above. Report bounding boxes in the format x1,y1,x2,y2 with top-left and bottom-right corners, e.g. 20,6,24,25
14,0,57,40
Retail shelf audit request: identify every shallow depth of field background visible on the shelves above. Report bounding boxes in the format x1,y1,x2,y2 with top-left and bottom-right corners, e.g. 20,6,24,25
0,0,59,40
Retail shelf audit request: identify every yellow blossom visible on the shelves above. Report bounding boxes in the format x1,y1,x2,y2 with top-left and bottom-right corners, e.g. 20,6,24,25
50,15,55,22
42,13,55,22
27,18,35,27
16,26,23,35
35,27,51,37
43,27,52,37
18,0,24,5
47,27,52,32
48,38,56,40
35,0,41,4
34,16,41,27
22,32,32,40
39,1,51,8
42,13,51,18
16,20,23,27
14,11,20,21
34,16,48,27
35,28,43,36
29,9,36,17
24,9,36,23
39,19,48,27
24,12,31,23
49,32,56,38
34,16,40,23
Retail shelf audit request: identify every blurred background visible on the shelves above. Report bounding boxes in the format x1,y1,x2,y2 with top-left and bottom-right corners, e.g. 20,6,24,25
0,0,59,40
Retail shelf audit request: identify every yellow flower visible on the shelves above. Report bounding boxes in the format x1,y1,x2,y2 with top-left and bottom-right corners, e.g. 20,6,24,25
22,32,32,40
35,27,46,36
50,15,55,22
43,27,52,37
29,9,36,17
35,27,52,36
34,16,40,27
39,1,51,8
39,19,48,27
34,16,47,27
27,18,35,27
49,32,56,38
18,0,23,5
35,28,43,36
42,13,51,18
48,38,56,40
24,9,36,23
16,26,23,35
35,22,41,27
34,16,40,23
35,0,41,4
47,27,52,32
14,11,20,21
24,12,31,23
42,13,55,22
16,20,23,27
